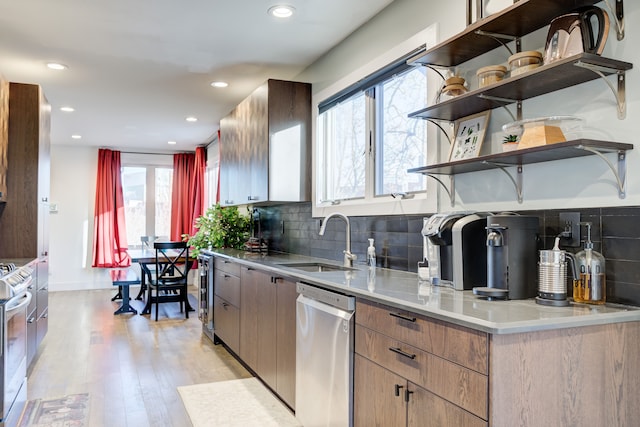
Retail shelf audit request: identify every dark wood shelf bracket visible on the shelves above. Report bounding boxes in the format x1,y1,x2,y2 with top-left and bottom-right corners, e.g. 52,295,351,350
574,61,627,119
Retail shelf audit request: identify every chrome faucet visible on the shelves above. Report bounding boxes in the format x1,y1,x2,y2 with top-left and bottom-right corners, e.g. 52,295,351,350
319,212,357,267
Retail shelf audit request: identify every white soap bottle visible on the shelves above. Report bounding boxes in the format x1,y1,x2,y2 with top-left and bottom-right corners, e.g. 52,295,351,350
367,238,377,267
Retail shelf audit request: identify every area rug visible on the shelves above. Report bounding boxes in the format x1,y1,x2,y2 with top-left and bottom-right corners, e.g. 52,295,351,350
18,393,90,427
178,378,301,427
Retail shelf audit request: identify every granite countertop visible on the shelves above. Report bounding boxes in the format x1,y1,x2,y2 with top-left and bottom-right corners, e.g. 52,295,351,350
204,249,640,335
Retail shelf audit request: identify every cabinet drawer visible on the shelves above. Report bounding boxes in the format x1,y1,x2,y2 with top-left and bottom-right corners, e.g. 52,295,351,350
214,257,241,277
356,326,487,420
214,295,240,353
356,299,488,374
214,269,240,306
409,383,487,427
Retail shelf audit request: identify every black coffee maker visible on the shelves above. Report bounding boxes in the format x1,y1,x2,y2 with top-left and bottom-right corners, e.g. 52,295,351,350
473,214,539,300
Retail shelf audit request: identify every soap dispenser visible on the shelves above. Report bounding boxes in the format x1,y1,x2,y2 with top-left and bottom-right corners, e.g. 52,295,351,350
573,222,606,304
367,238,377,267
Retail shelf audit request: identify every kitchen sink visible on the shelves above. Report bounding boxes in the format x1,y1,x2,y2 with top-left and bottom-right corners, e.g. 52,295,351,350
276,262,357,272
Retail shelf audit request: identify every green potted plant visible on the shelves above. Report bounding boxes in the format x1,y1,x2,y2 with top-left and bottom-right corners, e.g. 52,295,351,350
182,204,250,256
502,134,519,152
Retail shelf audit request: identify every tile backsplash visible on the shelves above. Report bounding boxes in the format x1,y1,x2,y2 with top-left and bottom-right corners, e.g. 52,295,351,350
256,203,640,306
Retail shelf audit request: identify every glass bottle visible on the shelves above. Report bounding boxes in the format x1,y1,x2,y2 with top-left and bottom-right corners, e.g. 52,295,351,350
573,222,606,304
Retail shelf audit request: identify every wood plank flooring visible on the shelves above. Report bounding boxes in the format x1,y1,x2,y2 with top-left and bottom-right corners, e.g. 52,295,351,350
26,287,252,427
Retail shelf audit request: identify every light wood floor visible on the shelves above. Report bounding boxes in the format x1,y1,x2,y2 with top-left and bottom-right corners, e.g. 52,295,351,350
26,287,252,427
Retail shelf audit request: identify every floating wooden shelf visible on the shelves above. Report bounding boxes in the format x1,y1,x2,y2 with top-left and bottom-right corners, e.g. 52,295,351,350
407,0,621,68
409,140,633,204
408,54,632,122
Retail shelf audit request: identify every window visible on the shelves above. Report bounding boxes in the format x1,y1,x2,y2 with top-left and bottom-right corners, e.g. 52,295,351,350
376,67,427,195
316,49,427,206
317,92,367,201
122,165,173,248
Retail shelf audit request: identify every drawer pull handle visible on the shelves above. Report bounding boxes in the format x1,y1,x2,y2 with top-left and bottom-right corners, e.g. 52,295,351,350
389,347,416,360
389,312,416,322
394,384,403,397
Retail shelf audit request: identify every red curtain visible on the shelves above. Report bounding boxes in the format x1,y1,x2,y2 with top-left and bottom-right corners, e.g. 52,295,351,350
170,148,205,240
190,147,206,235
92,149,131,267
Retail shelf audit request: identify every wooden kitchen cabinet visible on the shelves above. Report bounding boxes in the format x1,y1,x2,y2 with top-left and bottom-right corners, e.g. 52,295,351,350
0,82,51,259
240,267,276,385
239,266,297,408
213,258,241,354
354,299,488,427
0,74,8,202
219,79,311,206
0,82,51,365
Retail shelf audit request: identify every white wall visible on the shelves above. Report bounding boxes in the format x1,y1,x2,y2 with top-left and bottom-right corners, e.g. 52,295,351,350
50,145,113,290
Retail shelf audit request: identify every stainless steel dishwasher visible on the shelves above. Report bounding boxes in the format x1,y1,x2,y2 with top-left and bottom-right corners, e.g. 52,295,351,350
295,282,355,427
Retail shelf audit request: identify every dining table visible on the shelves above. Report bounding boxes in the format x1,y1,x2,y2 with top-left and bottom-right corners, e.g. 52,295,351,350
127,248,196,315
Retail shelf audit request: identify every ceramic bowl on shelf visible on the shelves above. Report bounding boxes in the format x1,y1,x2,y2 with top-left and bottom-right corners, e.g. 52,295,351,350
502,142,520,152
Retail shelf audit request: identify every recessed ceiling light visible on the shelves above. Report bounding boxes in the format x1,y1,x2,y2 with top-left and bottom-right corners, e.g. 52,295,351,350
168,141,177,145
60,106,75,112
186,116,198,122
71,135,81,139
46,62,68,70
268,5,295,18
210,81,228,88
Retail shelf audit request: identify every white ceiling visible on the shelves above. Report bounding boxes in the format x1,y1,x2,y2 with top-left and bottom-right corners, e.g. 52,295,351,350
0,0,394,152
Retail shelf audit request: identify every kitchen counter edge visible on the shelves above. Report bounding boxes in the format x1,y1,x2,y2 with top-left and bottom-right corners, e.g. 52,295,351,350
203,249,640,335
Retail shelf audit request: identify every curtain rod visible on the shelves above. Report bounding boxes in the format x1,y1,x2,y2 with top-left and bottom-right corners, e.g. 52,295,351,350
119,151,187,155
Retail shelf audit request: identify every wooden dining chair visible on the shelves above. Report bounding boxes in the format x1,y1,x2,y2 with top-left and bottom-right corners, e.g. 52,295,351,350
149,241,190,321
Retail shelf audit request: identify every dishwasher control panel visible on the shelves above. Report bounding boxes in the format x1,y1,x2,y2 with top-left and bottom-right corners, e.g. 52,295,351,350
296,282,355,311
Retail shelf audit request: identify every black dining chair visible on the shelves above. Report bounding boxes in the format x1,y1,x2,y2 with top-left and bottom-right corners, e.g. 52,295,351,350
149,241,191,321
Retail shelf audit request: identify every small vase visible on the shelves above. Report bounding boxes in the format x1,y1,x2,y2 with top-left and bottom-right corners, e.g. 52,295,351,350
502,143,519,152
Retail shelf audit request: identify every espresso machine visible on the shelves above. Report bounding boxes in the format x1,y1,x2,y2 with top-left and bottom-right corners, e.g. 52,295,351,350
473,214,539,300
422,212,488,290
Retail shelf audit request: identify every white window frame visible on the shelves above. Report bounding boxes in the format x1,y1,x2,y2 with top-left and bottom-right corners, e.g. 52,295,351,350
312,25,441,218
121,152,173,248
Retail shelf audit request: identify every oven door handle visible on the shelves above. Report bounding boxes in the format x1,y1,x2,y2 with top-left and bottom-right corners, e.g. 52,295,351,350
0,291,32,358
7,291,32,313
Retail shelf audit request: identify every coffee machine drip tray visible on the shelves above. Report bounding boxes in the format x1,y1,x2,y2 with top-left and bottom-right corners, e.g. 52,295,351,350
473,287,509,300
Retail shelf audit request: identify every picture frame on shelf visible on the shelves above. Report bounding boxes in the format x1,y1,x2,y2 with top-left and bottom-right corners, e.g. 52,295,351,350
448,111,491,162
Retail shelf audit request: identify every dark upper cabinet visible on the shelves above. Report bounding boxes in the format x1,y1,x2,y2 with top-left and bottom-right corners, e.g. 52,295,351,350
0,82,51,259
219,79,311,206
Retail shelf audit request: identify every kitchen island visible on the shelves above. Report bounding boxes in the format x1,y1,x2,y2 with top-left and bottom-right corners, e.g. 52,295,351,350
206,249,640,427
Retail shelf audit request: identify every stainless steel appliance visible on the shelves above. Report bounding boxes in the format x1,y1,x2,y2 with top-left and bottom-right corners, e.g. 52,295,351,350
544,6,610,64
473,215,539,300
422,213,487,290
421,213,465,286
296,282,355,427
197,253,215,342
0,263,34,427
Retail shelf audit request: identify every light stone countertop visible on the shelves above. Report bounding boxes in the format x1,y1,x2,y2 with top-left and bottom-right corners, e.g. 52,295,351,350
204,249,640,335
